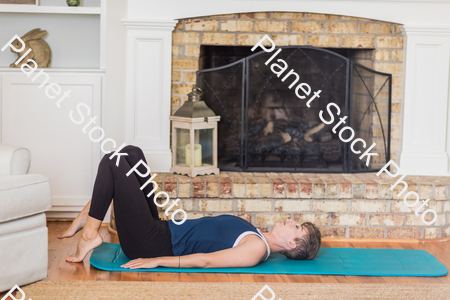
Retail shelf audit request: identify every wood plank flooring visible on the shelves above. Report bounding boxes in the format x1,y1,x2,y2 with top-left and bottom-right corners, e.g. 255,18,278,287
43,221,450,284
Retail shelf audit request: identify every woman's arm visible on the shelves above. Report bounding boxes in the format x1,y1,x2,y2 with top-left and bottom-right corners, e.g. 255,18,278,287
121,235,267,269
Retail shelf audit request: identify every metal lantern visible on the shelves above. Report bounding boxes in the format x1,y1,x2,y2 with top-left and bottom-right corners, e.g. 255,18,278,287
170,87,220,177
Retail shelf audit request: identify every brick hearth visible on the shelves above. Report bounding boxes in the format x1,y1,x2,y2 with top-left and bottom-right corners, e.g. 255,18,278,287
152,172,450,239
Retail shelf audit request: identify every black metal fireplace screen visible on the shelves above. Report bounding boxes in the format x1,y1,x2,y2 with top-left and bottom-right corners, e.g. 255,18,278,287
196,46,391,173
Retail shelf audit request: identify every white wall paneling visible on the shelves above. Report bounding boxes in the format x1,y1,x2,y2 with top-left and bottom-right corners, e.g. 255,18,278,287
399,26,450,175
0,71,107,219
122,19,177,172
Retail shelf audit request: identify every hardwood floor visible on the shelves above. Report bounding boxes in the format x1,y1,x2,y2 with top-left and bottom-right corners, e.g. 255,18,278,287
42,221,450,284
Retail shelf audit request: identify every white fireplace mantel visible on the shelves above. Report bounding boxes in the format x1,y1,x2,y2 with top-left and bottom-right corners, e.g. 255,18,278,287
122,0,450,175
399,25,450,175
128,0,450,27
122,19,178,172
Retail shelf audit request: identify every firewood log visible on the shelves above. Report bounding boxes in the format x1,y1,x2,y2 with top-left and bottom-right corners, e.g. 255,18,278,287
319,139,341,162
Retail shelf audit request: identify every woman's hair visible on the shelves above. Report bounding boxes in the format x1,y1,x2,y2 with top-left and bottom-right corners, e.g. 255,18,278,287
280,222,322,260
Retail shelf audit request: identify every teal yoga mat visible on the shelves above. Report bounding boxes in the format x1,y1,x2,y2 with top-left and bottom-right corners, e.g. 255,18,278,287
90,242,448,277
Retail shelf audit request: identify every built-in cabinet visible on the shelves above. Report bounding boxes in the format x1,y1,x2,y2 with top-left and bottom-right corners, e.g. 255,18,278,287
0,0,108,219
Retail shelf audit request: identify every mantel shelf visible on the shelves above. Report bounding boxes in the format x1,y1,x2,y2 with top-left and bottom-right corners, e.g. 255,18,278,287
0,4,101,15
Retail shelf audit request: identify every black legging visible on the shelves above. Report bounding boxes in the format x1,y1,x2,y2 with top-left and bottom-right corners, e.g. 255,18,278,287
88,145,174,259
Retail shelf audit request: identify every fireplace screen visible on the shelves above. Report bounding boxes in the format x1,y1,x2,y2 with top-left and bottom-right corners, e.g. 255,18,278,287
197,46,391,173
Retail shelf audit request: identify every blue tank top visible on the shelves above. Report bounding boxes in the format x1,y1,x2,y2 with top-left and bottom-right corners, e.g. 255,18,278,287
168,215,270,260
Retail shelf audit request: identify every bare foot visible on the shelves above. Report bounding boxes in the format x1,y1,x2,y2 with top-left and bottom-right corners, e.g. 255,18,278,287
57,210,88,239
65,231,103,263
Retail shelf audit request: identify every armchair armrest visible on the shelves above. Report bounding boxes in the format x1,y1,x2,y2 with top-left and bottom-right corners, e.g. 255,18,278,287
0,144,31,176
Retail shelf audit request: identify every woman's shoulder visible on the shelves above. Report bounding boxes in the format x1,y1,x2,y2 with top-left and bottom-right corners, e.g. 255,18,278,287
238,233,266,245
238,234,269,261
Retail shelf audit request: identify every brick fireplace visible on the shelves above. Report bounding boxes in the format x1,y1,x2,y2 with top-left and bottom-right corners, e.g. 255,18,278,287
160,12,448,239
171,12,402,165
123,2,450,177
121,2,450,239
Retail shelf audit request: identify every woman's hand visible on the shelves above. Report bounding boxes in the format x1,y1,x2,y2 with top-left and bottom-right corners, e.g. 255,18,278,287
121,258,159,269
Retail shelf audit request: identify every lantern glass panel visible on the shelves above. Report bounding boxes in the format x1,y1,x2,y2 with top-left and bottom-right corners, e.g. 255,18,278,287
196,128,213,165
176,128,190,166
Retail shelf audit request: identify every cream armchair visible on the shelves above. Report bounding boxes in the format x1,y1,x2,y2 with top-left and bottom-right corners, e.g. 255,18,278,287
0,144,51,292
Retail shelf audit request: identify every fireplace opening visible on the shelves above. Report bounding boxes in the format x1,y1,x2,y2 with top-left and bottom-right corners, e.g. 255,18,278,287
197,45,391,173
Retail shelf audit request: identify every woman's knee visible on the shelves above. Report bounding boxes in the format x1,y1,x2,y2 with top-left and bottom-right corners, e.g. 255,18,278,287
100,153,115,166
99,145,144,170
123,145,145,159
100,153,111,163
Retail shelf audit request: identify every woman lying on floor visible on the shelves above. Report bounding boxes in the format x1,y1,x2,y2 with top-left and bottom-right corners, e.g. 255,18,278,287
58,145,322,269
